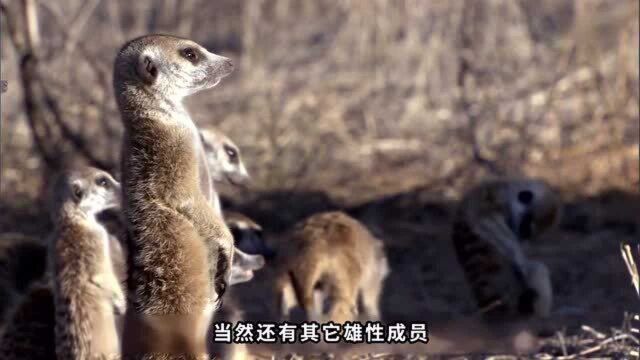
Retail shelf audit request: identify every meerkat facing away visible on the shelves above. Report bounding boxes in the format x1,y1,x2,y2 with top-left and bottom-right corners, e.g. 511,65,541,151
274,211,390,323
452,179,561,321
114,34,235,357
47,167,125,359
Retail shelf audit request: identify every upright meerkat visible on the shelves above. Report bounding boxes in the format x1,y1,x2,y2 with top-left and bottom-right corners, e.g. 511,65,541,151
274,211,390,323
198,128,266,285
48,167,126,359
451,178,561,320
199,128,249,216
114,34,235,357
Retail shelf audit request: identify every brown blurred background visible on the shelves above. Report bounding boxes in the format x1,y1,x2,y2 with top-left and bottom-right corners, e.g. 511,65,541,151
0,0,639,355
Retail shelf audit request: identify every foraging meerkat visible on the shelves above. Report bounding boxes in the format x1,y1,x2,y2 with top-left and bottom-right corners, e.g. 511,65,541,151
451,179,561,320
114,34,235,357
48,167,125,359
274,211,390,323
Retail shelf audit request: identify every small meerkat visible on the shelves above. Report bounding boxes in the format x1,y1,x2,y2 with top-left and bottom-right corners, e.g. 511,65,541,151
198,128,265,286
199,128,250,216
451,178,561,320
47,167,125,359
274,211,390,323
114,34,235,357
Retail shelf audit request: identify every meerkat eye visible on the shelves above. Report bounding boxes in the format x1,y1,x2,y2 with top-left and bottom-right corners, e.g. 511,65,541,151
517,190,534,205
181,48,199,63
96,176,110,188
224,145,238,163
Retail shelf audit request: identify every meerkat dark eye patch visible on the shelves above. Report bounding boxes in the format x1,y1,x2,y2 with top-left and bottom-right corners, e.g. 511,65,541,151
517,190,534,205
223,145,238,163
180,47,200,64
96,176,109,188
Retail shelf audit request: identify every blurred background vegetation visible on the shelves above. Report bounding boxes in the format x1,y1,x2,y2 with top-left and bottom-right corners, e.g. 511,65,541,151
0,2,639,355
1,0,637,208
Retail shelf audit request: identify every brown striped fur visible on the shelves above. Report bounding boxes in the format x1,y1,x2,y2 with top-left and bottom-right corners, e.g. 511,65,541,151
452,179,561,321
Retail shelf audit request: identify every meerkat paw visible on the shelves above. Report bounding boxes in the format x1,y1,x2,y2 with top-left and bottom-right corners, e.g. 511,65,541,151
112,292,126,315
91,273,126,314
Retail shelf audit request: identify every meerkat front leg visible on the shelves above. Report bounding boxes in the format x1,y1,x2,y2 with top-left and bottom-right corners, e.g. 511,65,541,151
91,271,126,315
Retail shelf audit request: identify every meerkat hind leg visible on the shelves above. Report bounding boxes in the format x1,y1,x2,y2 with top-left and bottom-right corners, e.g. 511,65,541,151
359,278,383,321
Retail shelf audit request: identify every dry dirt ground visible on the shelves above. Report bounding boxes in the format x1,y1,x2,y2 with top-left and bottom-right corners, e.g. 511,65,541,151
219,185,639,358
1,168,639,358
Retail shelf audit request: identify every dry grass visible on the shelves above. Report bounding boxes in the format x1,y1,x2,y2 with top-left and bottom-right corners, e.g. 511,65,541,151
0,0,638,202
0,0,639,357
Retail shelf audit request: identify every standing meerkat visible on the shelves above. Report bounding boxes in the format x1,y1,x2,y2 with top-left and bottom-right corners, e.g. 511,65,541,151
274,211,390,323
198,127,266,286
114,34,235,358
451,178,561,321
0,167,124,359
199,128,250,216
48,167,125,359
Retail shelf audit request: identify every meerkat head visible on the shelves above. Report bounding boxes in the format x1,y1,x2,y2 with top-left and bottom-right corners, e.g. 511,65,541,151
506,179,562,240
49,167,121,221
200,128,250,186
225,211,276,260
114,34,234,100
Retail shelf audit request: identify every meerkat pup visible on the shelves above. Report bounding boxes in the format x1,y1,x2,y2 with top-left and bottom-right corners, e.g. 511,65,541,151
114,34,235,358
47,167,126,359
274,211,390,323
451,178,561,321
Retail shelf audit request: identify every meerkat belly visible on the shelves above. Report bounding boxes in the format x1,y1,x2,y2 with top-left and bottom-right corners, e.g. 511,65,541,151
90,302,121,356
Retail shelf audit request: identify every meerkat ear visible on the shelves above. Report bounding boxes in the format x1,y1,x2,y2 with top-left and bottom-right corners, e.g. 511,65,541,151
136,55,158,84
71,181,84,202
